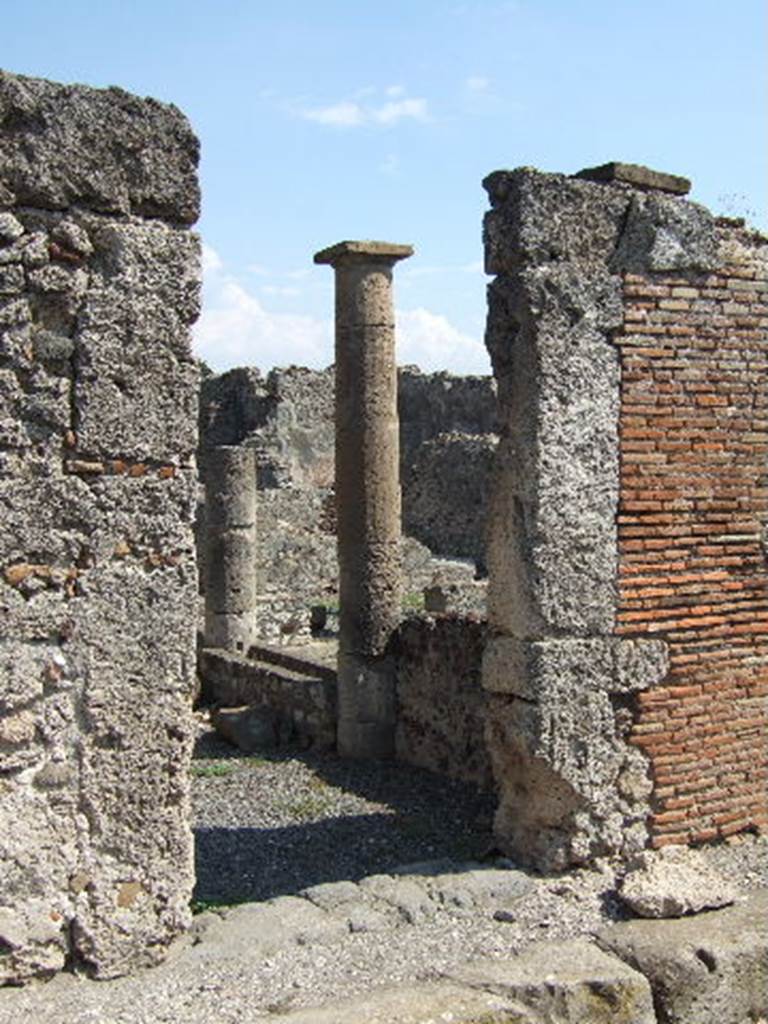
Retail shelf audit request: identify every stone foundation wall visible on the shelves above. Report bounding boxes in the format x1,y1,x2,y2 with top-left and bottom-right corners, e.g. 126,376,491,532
393,615,492,789
481,163,766,870
397,366,498,468
615,223,768,846
0,71,199,982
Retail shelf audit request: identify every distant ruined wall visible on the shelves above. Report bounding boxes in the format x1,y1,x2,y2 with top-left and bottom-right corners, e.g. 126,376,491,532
482,163,767,870
397,367,498,468
0,71,200,982
200,365,496,486
199,365,496,642
402,432,497,571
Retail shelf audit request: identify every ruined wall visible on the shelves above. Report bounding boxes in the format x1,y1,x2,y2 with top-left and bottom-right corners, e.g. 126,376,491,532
0,71,200,982
481,163,767,870
200,365,335,489
397,367,498,467
393,615,492,789
200,364,496,485
402,432,497,571
615,222,768,846
199,365,496,642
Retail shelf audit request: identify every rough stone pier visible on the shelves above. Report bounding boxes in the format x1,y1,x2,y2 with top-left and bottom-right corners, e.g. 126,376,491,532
482,162,768,870
0,70,200,982
314,240,413,758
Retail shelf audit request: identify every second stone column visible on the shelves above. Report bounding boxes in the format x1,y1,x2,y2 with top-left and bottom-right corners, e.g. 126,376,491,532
314,240,413,758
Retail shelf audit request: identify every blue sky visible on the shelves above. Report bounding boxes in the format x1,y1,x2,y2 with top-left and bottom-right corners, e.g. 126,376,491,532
5,1,766,374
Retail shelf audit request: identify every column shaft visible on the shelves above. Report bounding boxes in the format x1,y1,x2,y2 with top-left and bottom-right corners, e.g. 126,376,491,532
204,445,257,652
315,240,413,757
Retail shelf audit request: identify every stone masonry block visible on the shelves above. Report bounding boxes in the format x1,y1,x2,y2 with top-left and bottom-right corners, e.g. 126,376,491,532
0,70,199,983
598,889,768,1024
0,71,199,223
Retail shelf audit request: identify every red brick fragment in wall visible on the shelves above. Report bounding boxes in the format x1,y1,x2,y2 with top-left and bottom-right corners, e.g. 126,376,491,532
615,239,768,845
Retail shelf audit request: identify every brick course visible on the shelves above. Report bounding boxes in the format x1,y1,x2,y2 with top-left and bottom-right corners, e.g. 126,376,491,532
615,225,768,846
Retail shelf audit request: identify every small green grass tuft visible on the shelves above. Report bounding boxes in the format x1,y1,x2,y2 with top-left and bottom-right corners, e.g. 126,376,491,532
191,755,269,778
401,590,425,612
190,760,238,778
190,895,251,915
281,794,336,820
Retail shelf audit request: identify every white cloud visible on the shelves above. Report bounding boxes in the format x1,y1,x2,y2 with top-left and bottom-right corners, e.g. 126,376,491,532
201,243,223,273
299,91,429,129
302,100,365,127
194,247,332,371
396,308,489,374
465,75,490,92
386,84,406,97
373,98,428,125
195,246,489,376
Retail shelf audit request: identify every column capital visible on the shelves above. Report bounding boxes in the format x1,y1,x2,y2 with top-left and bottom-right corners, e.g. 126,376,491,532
314,239,413,267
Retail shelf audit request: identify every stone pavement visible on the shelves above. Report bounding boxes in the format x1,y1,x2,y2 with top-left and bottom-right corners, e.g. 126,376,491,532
1,857,766,1024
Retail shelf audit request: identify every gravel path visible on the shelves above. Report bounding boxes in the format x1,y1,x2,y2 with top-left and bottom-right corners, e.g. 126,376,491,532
1,716,766,1023
192,717,497,906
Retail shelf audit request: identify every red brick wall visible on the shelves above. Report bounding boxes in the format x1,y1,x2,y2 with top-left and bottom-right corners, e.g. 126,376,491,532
614,227,768,847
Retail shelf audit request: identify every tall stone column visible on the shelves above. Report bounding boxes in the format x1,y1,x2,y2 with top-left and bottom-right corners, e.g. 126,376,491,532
314,240,413,758
205,445,257,652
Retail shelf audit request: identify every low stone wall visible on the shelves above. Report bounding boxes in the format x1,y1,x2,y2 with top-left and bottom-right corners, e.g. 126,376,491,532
392,615,492,789
199,648,337,748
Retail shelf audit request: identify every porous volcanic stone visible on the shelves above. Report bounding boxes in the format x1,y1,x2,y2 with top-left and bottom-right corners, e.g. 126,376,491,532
619,846,738,918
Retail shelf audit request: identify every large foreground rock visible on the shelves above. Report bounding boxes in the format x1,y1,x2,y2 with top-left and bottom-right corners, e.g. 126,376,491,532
598,889,768,1024
447,940,656,1023
267,938,655,1023
618,846,738,918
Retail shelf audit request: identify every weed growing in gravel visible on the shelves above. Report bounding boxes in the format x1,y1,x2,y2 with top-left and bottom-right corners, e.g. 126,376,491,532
190,760,238,778
190,896,250,915
307,775,332,792
282,794,336,820
191,756,268,778
401,590,425,613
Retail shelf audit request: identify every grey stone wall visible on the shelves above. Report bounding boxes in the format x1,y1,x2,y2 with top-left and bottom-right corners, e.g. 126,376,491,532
402,432,497,571
482,166,674,870
200,365,334,489
397,366,498,469
199,365,496,642
0,71,200,982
